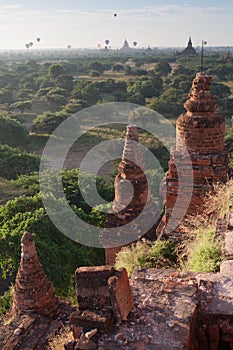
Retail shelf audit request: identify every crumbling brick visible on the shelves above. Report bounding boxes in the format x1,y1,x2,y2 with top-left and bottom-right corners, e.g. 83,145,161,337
101,125,158,264
158,73,229,235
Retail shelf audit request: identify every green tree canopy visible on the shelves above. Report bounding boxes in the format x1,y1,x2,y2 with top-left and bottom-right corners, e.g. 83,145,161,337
0,145,40,179
0,115,28,147
32,111,70,134
48,64,66,80
154,61,172,77
12,101,32,114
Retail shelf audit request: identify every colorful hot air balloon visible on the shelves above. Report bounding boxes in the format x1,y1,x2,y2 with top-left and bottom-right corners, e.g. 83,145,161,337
67,44,72,49
97,43,101,48
36,37,40,42
25,43,30,49
105,39,110,46
133,41,137,47
29,42,33,47
114,13,117,17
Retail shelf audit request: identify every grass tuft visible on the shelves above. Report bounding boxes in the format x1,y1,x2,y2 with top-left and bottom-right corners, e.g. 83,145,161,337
184,228,222,272
115,239,176,276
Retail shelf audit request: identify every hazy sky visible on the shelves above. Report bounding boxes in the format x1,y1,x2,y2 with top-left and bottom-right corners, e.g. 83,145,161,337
0,0,232,49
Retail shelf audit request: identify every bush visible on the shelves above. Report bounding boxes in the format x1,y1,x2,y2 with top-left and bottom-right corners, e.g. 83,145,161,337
0,114,28,147
141,240,176,268
32,112,69,134
0,145,40,179
0,286,13,317
115,240,150,276
185,228,222,272
115,239,176,276
0,193,104,297
89,70,102,77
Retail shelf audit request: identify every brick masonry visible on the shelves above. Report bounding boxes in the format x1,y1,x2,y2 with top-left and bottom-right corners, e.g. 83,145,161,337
74,265,133,328
1,223,233,349
158,73,229,234
12,232,57,317
101,125,158,264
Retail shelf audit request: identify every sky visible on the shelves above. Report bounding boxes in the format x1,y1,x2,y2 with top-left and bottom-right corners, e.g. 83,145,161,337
0,0,232,50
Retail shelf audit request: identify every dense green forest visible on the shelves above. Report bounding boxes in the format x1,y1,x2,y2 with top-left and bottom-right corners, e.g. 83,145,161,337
0,49,233,316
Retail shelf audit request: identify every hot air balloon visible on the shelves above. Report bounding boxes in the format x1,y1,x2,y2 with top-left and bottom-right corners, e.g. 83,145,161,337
36,37,40,42
133,41,137,47
105,39,110,46
114,13,117,17
97,43,101,48
29,42,33,47
67,44,72,49
25,43,30,49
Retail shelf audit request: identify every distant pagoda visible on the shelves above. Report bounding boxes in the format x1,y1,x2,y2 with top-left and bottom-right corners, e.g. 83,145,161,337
179,37,197,56
120,39,131,51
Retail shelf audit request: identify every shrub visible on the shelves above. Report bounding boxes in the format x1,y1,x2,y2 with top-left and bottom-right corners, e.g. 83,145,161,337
89,70,102,77
0,194,104,297
141,240,176,268
0,114,28,147
185,228,222,272
115,239,176,276
0,145,40,179
0,286,13,317
115,240,150,276
32,112,69,134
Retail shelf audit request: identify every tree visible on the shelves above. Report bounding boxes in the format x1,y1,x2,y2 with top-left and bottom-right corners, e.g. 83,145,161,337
210,83,231,99
127,77,163,98
89,70,102,77
12,101,32,114
49,64,65,80
0,114,28,147
62,99,87,114
0,145,40,179
129,106,161,129
32,111,69,134
88,61,105,74
112,64,125,72
126,93,146,105
0,89,15,104
154,61,172,77
0,168,110,296
46,94,68,109
55,74,74,92
125,65,132,75
71,82,102,106
47,87,69,97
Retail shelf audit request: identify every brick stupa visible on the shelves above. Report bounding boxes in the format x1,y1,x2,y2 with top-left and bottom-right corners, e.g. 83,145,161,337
158,72,229,235
101,125,158,265
13,232,57,316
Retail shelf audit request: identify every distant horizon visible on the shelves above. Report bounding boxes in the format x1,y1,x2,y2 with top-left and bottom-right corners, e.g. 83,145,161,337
0,44,233,52
0,1,232,50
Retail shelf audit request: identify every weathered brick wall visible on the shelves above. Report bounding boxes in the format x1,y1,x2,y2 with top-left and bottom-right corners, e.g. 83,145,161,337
160,73,229,234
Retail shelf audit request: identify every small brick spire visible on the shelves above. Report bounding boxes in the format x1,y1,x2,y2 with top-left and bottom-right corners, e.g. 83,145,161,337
184,72,218,114
13,232,57,316
101,125,158,265
121,124,144,169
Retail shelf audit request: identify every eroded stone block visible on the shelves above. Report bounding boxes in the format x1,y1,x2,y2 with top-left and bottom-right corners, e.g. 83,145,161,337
108,267,133,322
75,266,114,310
